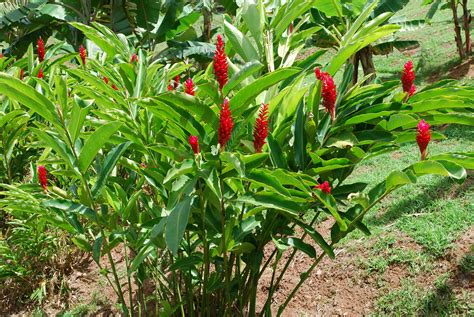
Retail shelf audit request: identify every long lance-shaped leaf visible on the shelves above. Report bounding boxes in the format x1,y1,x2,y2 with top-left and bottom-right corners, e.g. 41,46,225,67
92,142,132,197
166,197,192,256
78,122,122,173
0,73,61,127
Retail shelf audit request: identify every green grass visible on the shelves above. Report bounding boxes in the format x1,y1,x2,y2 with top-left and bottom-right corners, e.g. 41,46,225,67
372,274,472,316
373,0,474,86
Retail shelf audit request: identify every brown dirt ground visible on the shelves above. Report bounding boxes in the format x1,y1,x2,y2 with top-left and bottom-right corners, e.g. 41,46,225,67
256,220,473,316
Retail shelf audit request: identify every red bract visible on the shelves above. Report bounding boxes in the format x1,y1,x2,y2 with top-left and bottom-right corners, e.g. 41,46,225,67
79,45,87,65
174,75,180,89
188,135,200,154
38,68,44,79
402,60,416,97
315,68,337,121
37,37,45,62
37,165,48,191
130,54,138,63
103,76,109,84
111,83,118,91
213,34,228,91
253,103,269,153
185,78,195,96
20,69,24,80
167,83,174,91
218,98,234,149
315,181,331,194
416,120,431,160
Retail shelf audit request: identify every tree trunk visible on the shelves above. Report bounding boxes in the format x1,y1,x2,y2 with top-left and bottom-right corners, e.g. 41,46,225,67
352,53,360,85
359,46,376,84
462,0,471,56
450,0,466,60
203,7,212,43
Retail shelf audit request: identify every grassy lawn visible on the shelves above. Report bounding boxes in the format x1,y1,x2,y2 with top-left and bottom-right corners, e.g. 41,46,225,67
374,0,474,86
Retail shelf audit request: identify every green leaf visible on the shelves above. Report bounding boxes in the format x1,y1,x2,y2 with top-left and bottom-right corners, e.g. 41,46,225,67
267,133,288,169
284,237,316,258
297,220,334,258
312,191,347,231
0,73,61,127
169,255,203,271
222,60,264,96
314,0,342,17
92,236,103,264
78,121,122,173
247,169,292,197
231,68,301,116
92,142,132,197
68,96,90,143
42,199,97,221
224,19,259,62
166,197,192,256
32,129,77,171
236,193,301,217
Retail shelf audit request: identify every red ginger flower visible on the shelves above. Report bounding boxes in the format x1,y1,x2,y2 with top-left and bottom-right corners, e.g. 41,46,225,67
416,120,431,160
185,78,195,96
20,69,24,80
38,68,44,79
37,37,45,62
103,76,109,84
188,135,200,154
315,181,331,194
402,61,416,97
79,45,87,65
315,68,337,122
111,83,118,91
174,75,180,89
218,98,234,149
37,165,48,191
253,103,269,153
167,83,174,91
213,34,228,91
130,54,138,63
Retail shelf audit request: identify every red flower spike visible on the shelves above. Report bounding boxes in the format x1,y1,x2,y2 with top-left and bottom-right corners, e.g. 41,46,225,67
111,83,118,91
37,165,48,191
253,103,269,153
315,181,331,194
103,76,109,84
167,83,174,91
79,45,87,65
185,78,195,96
173,75,180,89
37,37,45,62
213,34,228,90
314,68,337,121
38,68,44,79
130,54,138,63
20,69,24,80
402,60,416,97
188,135,200,154
416,120,431,160
218,98,234,149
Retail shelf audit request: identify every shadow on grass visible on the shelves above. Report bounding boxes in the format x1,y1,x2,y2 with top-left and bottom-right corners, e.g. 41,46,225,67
417,248,473,316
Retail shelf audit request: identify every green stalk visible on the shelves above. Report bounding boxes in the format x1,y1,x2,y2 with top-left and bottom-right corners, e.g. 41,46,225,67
123,242,134,313
218,158,230,313
276,252,326,316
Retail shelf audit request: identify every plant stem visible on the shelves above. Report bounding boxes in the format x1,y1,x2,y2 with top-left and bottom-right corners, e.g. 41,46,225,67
276,252,326,316
262,211,321,314
123,242,134,313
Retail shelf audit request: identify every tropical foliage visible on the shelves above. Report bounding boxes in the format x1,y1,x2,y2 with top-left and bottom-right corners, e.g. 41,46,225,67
0,0,473,315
